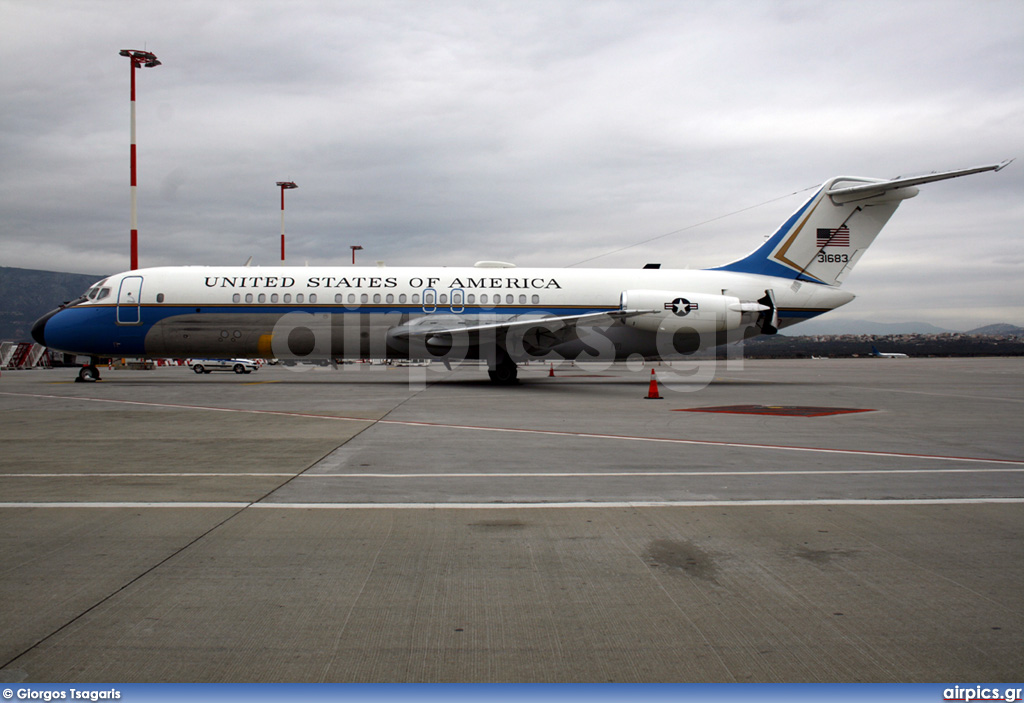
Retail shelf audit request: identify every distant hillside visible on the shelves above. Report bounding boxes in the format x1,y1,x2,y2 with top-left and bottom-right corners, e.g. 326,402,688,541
0,267,106,341
967,323,1024,335
782,319,955,335
744,333,1024,358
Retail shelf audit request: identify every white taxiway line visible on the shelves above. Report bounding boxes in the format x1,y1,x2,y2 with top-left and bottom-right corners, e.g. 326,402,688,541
5,468,1024,479
2,473,295,478
1,498,1023,509
2,390,1022,466
308,468,1024,477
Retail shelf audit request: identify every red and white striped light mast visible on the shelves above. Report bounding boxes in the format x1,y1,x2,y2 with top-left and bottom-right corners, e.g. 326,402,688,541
119,49,161,271
276,181,298,263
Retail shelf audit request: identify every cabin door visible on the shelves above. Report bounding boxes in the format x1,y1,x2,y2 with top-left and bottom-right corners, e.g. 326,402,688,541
116,276,143,325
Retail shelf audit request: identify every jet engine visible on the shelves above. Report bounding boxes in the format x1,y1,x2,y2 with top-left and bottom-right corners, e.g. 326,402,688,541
618,290,766,334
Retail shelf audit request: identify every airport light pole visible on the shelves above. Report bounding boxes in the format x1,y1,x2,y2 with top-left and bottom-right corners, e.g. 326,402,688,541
119,49,161,271
350,245,363,265
276,181,298,263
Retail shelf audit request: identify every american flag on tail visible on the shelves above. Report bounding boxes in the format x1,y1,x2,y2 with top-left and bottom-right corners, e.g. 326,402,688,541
817,225,850,247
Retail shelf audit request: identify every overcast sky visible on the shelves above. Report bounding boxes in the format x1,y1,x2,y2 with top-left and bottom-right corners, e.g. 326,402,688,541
2,0,1022,329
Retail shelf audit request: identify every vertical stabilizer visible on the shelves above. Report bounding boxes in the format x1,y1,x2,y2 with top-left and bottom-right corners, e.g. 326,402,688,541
711,161,1010,286
712,177,911,286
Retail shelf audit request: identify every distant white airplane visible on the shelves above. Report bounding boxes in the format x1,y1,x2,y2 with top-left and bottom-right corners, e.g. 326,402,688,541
871,345,909,359
32,161,1011,383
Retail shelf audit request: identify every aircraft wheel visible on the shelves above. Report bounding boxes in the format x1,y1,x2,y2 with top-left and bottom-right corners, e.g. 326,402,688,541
234,364,246,374
78,365,99,382
487,363,518,384
193,364,205,374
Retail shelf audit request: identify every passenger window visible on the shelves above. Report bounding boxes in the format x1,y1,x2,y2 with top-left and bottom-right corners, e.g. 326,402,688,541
310,293,317,303
257,293,266,303
233,294,241,303
271,293,279,303
244,293,253,303
157,293,165,303
296,294,304,303
412,294,420,304
348,294,356,304
386,294,394,303
467,294,475,304
518,294,527,304
531,294,539,304
506,294,514,304
398,293,407,304
360,293,368,304
283,294,291,303
335,294,343,303
480,294,488,304
439,294,447,304
373,294,381,303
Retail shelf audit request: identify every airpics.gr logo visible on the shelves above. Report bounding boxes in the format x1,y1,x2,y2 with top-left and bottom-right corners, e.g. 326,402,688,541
943,685,1023,702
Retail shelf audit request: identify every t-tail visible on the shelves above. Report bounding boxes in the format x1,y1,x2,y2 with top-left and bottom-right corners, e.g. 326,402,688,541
712,160,1013,286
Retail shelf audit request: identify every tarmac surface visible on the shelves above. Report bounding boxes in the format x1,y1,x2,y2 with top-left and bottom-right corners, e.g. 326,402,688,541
0,357,1022,682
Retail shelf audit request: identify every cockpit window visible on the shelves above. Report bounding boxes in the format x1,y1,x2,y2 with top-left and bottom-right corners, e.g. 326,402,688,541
82,286,111,302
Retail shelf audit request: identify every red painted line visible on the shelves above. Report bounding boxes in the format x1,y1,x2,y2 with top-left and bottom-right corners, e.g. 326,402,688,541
675,405,875,417
2,390,1022,466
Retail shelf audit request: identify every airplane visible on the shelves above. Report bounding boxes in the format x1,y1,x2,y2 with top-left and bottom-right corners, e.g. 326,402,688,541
871,345,909,358
31,160,1011,384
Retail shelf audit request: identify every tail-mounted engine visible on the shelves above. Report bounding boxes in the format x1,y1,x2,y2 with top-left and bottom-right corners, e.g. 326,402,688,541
618,289,769,334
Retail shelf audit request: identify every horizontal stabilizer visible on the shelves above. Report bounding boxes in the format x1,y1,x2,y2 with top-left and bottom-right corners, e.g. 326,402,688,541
826,160,1012,203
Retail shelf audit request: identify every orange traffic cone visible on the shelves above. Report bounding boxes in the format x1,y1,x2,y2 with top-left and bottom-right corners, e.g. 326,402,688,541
645,368,663,400
548,363,555,377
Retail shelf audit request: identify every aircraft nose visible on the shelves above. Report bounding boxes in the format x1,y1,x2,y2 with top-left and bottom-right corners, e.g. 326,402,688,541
31,309,58,347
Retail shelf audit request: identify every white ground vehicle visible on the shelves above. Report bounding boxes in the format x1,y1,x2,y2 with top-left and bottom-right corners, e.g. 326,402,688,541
187,358,259,374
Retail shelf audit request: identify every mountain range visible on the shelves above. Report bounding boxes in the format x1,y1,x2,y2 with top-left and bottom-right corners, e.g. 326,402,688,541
780,318,1024,336
0,267,106,342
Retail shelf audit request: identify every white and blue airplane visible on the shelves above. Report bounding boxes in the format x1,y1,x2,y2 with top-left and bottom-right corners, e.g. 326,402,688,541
871,345,910,359
32,161,1010,383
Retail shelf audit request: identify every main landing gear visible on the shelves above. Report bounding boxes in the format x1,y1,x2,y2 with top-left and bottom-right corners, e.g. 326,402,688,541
487,351,518,384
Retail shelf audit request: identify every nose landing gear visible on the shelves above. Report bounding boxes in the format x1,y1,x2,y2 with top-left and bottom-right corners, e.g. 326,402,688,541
75,356,106,382
77,363,101,382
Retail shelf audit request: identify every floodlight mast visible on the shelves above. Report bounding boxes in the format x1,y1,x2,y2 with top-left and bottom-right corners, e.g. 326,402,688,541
350,245,363,265
276,181,298,262
119,49,161,271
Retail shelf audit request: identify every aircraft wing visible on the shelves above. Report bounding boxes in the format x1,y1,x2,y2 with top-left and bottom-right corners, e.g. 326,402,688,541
391,309,654,355
826,160,1012,203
